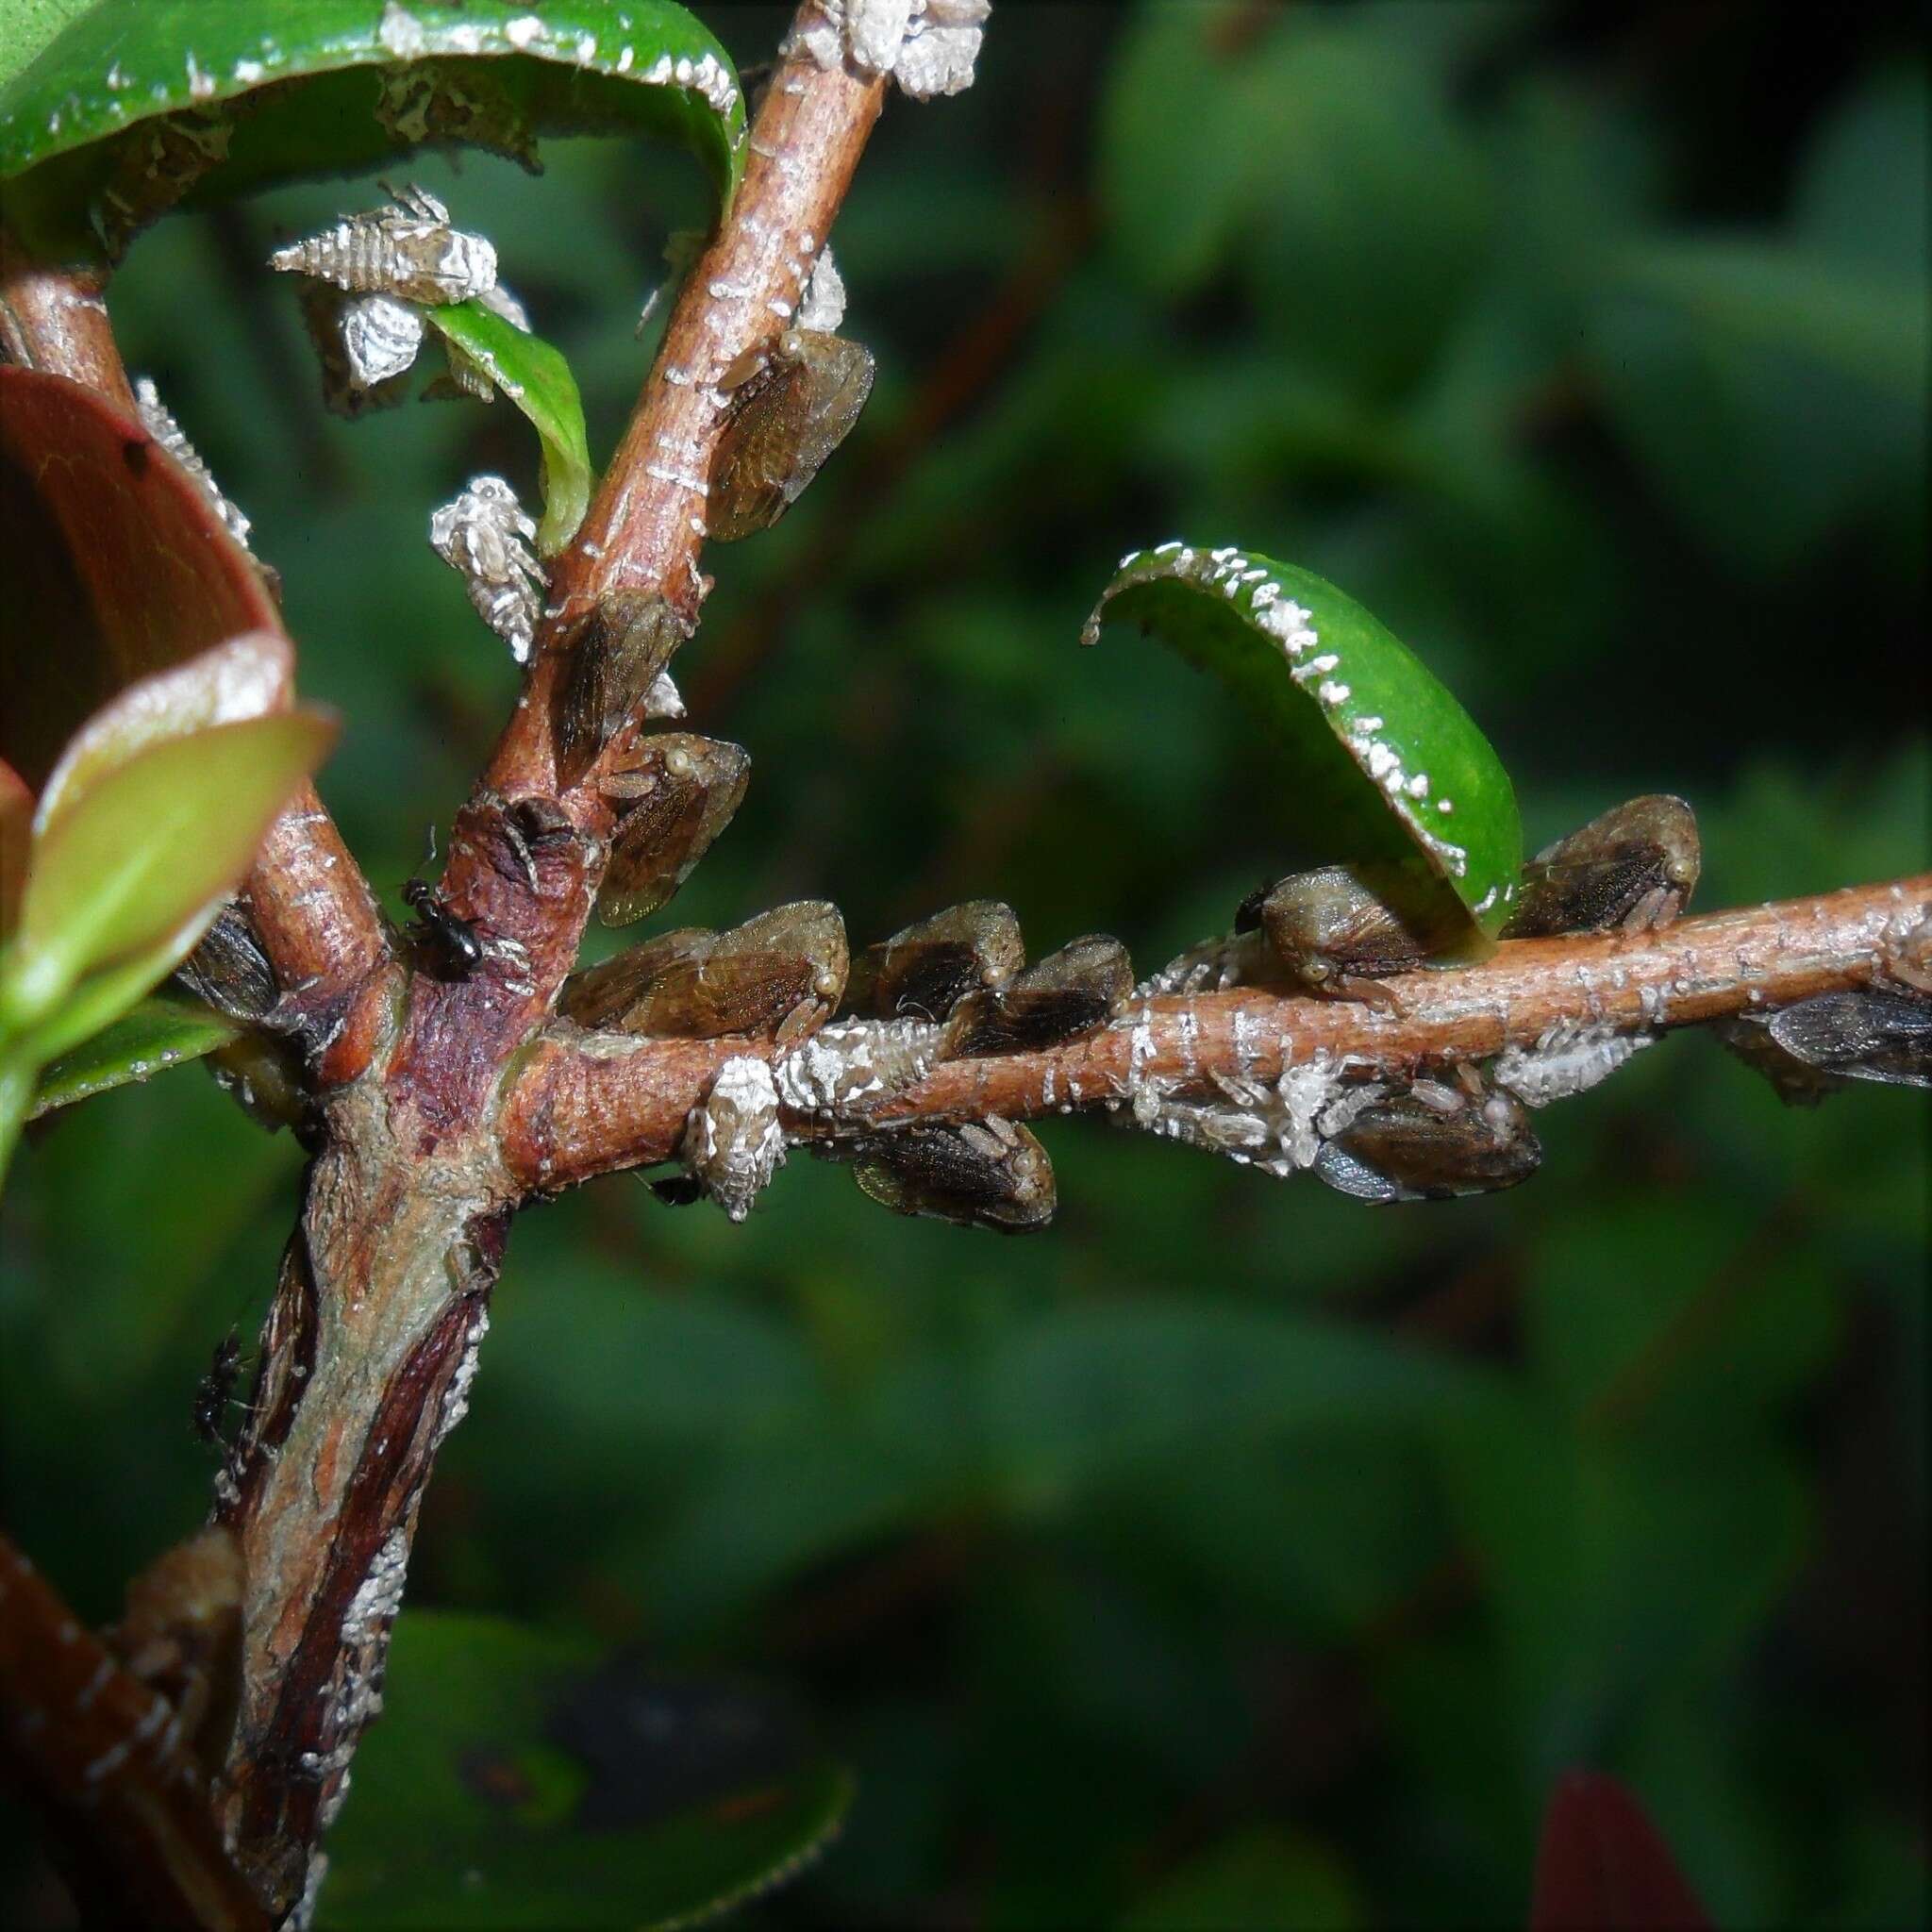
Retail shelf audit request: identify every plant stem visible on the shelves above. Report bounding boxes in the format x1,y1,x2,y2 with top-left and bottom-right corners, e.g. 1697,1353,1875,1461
497,874,1932,1190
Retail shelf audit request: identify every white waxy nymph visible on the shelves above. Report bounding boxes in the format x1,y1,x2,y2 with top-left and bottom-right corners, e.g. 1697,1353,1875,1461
268,185,498,307
682,1057,786,1222
341,293,425,389
428,475,546,663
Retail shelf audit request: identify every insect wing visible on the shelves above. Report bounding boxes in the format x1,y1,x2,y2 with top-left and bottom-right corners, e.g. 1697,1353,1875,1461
1504,794,1700,939
847,900,1024,1020
598,736,751,927
709,330,875,541
1766,989,1932,1088
1258,865,1439,987
852,1119,1055,1232
1315,1086,1541,1202
555,592,690,787
943,933,1131,1058
565,904,846,1041
559,927,713,1030
175,906,278,1022
703,901,847,1041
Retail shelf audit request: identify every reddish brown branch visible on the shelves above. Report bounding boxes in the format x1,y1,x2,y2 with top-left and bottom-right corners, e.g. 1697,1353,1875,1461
0,221,391,1041
0,1532,266,1931
500,875,1931,1191
475,44,889,803
0,224,134,410
209,16,897,1921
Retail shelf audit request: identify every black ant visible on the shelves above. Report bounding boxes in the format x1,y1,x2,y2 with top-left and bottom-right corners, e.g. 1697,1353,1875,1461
403,824,485,974
192,1328,244,1448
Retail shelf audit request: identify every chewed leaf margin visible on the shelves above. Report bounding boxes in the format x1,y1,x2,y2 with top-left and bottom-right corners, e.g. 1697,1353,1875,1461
1084,542,1523,942
0,0,745,258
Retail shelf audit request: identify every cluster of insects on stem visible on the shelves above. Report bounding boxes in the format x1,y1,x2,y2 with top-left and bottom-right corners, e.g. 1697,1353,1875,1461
161,174,1930,1241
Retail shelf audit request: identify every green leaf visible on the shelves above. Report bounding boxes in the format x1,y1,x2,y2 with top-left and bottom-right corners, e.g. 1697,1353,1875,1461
0,0,95,94
6,710,333,1026
1120,1827,1361,1932
1083,543,1522,942
322,1611,854,1931
425,300,591,556
32,628,291,836
0,0,744,258
26,991,238,1120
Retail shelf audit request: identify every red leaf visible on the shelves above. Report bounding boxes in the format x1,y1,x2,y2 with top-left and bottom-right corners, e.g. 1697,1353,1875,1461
0,367,279,792
1529,1772,1714,1932
0,756,29,935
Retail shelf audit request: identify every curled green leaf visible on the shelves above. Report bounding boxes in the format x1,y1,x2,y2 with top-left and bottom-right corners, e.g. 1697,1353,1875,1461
26,991,239,1120
32,628,292,836
8,709,334,1026
0,0,744,258
1084,543,1522,944
425,299,591,556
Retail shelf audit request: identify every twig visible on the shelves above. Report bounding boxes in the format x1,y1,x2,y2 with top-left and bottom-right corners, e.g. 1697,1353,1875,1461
473,42,890,804
498,875,1931,1190
0,220,391,1036
209,15,896,1919
0,221,134,409
0,1533,267,1931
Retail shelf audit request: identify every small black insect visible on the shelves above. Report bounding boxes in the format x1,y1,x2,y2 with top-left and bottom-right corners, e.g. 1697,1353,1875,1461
192,1328,242,1447
403,824,485,974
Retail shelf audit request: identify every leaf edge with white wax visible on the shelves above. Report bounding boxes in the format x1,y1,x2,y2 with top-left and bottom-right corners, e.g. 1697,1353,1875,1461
1083,541,1524,950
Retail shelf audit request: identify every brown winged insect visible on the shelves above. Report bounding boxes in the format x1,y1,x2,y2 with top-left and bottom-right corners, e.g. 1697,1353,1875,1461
1237,864,1463,1003
1313,1072,1542,1203
555,592,691,787
1503,793,1701,939
845,900,1026,1022
175,906,279,1023
837,1118,1056,1232
941,934,1132,1058
596,735,751,927
561,902,848,1043
1763,988,1931,1089
708,328,875,541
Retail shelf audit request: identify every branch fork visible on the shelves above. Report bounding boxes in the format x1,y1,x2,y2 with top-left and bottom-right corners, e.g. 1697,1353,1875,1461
2,3,1925,1924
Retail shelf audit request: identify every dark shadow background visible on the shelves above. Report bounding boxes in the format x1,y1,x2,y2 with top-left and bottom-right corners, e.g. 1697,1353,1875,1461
2,2,1926,1924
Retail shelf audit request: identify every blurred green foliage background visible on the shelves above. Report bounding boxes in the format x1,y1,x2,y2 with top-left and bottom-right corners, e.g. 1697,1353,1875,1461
2,1,1926,1924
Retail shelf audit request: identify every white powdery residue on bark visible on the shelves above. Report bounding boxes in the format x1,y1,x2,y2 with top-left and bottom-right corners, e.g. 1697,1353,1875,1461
432,1304,491,1448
